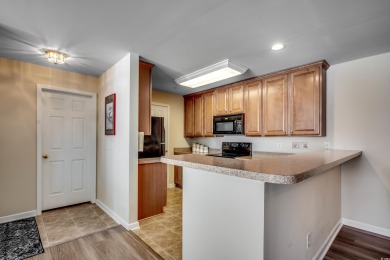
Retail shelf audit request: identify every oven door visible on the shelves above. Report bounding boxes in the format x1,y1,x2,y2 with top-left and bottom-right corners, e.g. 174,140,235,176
213,120,237,134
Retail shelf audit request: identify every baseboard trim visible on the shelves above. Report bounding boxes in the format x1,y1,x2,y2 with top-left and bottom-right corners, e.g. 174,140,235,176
313,219,343,260
0,210,37,224
95,200,139,231
342,218,390,237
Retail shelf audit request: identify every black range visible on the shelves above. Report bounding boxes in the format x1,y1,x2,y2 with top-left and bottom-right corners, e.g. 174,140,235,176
207,142,252,158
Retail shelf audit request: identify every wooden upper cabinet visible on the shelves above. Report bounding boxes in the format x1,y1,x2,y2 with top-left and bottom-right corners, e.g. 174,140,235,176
203,92,214,136
184,60,328,137
139,61,154,135
214,87,229,115
184,96,194,137
289,66,324,135
263,74,288,136
229,84,244,114
244,80,262,136
214,84,244,116
193,94,204,137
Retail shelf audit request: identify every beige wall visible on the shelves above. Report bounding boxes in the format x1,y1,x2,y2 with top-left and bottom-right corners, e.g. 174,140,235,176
0,57,98,217
152,90,191,186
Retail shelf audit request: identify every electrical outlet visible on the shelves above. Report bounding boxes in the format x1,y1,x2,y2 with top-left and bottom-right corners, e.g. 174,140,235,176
301,142,308,149
324,141,330,149
292,142,309,149
307,232,311,249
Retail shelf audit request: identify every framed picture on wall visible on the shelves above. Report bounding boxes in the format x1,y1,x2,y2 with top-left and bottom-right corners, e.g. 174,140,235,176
105,93,116,135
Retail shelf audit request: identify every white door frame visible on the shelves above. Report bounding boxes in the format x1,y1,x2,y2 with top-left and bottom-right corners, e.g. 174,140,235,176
36,84,97,215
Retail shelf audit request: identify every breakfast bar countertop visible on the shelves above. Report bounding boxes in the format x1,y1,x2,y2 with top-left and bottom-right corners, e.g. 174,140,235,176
161,149,362,184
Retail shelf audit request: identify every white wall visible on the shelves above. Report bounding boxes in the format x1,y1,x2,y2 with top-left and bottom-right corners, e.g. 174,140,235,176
264,166,341,259
183,167,265,260
329,52,390,234
97,53,139,229
195,136,327,153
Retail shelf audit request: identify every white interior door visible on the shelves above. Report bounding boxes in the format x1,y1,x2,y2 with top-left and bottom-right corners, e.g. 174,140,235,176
42,89,94,210
151,103,169,155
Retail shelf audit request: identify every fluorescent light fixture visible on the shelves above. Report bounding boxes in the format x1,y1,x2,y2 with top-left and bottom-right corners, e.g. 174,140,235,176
175,59,248,88
271,43,285,51
44,50,67,64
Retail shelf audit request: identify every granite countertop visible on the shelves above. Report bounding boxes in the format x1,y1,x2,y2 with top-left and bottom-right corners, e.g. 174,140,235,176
138,157,161,164
161,150,362,184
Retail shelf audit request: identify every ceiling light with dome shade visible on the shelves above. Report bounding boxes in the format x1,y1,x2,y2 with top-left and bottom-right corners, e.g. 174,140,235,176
44,50,67,64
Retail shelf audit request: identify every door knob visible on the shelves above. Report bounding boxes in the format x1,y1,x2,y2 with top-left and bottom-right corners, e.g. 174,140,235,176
42,154,49,159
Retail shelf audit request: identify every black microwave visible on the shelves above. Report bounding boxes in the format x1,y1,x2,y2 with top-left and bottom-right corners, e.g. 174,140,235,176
213,114,244,135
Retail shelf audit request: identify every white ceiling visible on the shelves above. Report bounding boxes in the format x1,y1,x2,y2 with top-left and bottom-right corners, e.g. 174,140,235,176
1,0,390,95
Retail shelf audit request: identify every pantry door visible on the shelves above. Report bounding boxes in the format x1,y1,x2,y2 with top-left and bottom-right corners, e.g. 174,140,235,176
37,85,96,212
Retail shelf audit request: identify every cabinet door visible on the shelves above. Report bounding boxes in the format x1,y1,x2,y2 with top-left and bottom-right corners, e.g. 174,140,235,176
263,74,288,136
138,61,154,135
138,163,167,220
203,92,214,136
229,84,244,114
244,80,262,136
289,66,322,135
214,88,229,115
174,165,183,188
184,97,194,137
193,94,204,137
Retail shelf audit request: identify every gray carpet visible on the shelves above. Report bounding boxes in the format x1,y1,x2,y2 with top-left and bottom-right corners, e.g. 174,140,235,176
0,217,44,260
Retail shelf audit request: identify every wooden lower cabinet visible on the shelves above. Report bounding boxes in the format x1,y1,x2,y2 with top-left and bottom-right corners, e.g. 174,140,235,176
138,163,167,220
174,165,183,188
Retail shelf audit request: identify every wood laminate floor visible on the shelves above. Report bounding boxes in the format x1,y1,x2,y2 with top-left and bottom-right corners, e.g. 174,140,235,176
28,226,162,260
325,225,390,260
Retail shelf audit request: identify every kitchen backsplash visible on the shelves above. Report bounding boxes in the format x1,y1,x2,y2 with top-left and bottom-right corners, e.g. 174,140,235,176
193,136,330,153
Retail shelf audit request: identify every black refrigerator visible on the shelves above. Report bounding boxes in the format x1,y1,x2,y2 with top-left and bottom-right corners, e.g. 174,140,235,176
138,117,166,158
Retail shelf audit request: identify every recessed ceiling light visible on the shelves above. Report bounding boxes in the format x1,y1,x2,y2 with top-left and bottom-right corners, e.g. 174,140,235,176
271,43,285,51
175,59,248,88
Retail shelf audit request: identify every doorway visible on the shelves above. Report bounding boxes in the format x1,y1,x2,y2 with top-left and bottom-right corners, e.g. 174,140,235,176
151,103,169,155
37,85,96,214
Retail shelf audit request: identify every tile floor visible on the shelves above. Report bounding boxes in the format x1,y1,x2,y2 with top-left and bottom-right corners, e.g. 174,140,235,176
133,187,183,260
36,203,119,248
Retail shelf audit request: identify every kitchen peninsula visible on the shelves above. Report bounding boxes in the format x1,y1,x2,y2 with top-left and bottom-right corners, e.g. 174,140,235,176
161,149,361,260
